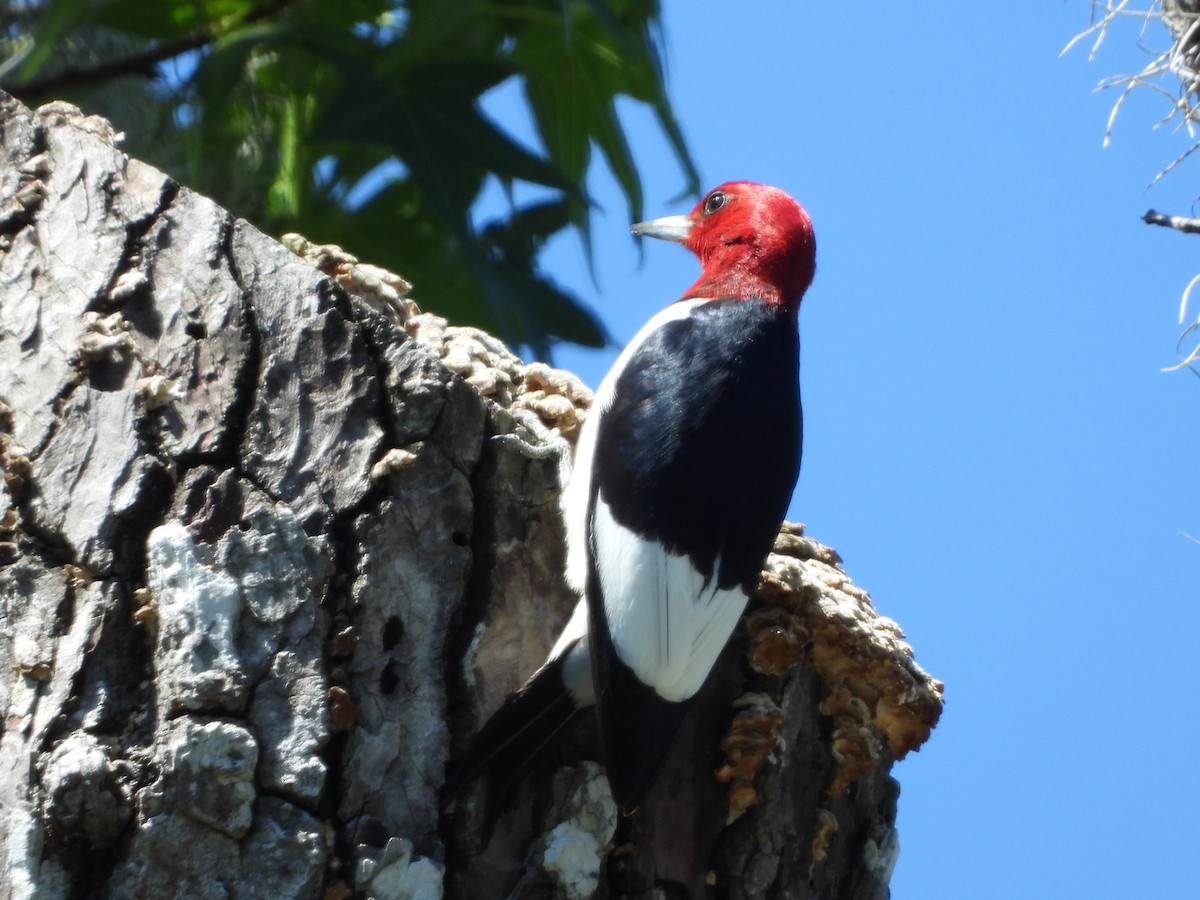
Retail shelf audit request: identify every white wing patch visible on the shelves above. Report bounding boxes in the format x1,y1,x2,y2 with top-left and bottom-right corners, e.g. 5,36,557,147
560,297,738,704
592,497,748,703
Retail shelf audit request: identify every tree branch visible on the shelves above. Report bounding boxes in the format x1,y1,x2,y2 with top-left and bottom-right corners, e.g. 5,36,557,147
1143,208,1200,234
6,1,290,103
9,32,214,102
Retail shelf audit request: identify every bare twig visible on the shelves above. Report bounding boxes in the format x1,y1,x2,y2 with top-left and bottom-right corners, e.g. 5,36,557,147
1163,299,1200,373
1178,272,1200,321
1072,2,1200,161
1162,319,1200,371
1144,207,1200,231
1073,3,1200,374
1062,0,1150,59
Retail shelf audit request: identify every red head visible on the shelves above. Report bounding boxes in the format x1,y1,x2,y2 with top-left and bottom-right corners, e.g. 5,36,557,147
631,181,816,313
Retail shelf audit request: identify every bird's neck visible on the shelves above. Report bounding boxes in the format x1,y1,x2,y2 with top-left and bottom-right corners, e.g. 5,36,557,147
681,243,806,315
682,269,792,315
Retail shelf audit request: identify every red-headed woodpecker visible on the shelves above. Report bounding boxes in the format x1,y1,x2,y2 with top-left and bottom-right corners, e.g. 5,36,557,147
453,182,815,820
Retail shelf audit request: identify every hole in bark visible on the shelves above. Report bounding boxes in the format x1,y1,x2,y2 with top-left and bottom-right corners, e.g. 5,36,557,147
451,530,468,547
382,615,403,651
379,660,399,695
184,320,207,339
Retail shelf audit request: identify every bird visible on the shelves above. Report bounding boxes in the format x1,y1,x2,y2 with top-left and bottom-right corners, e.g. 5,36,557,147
450,181,815,822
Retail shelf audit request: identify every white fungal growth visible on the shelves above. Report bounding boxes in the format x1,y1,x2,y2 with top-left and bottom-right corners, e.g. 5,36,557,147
146,522,247,712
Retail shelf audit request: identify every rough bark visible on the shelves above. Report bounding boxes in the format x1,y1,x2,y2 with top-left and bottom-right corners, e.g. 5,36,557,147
0,92,942,900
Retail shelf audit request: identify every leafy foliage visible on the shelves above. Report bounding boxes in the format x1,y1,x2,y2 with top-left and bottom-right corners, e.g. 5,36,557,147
1,0,699,354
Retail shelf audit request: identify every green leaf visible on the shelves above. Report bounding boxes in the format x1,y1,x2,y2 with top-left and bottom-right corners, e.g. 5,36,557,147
4,0,694,353
481,199,574,265
12,0,89,82
511,1,698,239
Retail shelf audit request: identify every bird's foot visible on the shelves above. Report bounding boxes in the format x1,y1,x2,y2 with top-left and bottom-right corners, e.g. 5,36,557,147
491,408,574,488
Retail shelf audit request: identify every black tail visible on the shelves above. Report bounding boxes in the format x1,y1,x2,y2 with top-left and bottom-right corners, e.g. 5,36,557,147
587,593,692,815
448,655,585,836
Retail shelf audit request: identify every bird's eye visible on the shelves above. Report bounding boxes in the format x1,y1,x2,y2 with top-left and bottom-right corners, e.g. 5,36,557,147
702,191,727,216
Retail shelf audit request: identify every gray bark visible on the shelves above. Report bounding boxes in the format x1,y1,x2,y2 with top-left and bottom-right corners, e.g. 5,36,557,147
0,92,942,900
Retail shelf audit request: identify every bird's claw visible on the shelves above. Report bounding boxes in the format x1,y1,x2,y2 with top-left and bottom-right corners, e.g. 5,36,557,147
491,408,573,488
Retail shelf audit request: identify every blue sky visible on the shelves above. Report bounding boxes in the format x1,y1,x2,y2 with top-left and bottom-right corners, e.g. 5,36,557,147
478,2,1200,897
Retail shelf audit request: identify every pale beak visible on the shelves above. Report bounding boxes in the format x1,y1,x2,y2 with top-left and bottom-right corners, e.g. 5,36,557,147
630,214,692,243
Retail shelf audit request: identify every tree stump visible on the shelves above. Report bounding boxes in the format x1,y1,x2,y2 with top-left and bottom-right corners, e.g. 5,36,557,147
0,92,941,899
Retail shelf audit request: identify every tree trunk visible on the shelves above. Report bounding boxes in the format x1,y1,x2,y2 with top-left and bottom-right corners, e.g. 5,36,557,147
0,92,942,900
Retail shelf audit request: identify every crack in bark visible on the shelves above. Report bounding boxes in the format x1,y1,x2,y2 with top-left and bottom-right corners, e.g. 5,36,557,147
91,177,180,315
0,105,49,240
